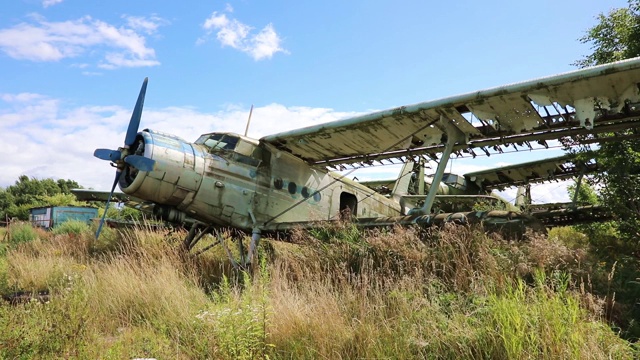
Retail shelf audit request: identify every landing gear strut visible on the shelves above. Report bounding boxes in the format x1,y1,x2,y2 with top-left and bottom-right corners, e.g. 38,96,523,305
181,222,261,271
182,222,213,252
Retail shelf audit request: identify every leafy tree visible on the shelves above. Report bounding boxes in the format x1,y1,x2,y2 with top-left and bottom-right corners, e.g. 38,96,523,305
567,181,618,249
0,189,14,214
56,179,81,194
0,175,143,223
575,0,640,248
567,180,599,205
99,203,143,221
6,176,58,206
573,1,640,67
40,193,86,207
575,3,640,340
0,189,15,223
0,176,85,221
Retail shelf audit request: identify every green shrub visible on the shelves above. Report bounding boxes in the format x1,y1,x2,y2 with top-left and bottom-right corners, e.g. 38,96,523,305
0,286,91,359
0,257,8,294
548,226,589,249
484,272,631,359
7,222,38,245
51,220,90,236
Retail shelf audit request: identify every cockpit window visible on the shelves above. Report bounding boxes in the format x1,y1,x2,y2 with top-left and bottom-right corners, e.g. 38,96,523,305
196,133,239,152
442,174,456,185
442,173,467,190
195,133,262,167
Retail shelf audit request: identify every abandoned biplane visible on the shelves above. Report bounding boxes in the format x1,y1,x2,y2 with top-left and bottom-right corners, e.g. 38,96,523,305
81,57,640,267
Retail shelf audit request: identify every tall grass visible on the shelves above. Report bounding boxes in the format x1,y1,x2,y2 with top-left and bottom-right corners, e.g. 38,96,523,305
266,224,635,359
6,221,40,245
0,221,636,359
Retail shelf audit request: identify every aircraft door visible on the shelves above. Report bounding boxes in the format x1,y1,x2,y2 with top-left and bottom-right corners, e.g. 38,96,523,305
339,192,358,219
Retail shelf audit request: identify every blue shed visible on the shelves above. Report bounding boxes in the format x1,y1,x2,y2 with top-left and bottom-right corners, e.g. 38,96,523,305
29,206,98,229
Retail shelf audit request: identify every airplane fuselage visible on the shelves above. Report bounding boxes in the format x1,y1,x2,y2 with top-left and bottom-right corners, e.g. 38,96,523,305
118,130,403,231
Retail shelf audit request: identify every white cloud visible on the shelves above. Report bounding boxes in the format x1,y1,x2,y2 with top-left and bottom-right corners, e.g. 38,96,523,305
1,92,47,103
0,14,164,69
249,24,284,61
204,13,250,49
497,181,571,204
42,0,63,8
81,71,103,76
200,10,287,60
123,15,168,35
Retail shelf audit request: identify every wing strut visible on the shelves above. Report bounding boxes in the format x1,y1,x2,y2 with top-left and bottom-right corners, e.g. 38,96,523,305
391,159,428,215
515,185,532,211
391,160,416,210
571,166,587,210
410,115,465,215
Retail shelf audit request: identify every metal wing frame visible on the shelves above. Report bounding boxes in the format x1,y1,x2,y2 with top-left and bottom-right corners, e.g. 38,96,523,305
262,57,640,169
463,153,600,191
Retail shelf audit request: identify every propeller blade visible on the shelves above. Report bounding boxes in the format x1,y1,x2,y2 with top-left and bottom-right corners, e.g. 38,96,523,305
94,149,121,161
95,78,150,239
124,77,149,147
95,170,122,239
124,155,156,172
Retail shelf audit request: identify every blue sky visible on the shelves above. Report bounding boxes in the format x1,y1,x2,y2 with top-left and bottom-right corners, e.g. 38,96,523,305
0,0,629,203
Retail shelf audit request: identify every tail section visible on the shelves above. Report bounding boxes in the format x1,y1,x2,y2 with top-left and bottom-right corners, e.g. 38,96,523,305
515,184,531,211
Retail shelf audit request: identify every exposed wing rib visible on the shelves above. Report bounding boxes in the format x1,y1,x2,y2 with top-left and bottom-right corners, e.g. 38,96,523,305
463,153,599,190
262,57,640,168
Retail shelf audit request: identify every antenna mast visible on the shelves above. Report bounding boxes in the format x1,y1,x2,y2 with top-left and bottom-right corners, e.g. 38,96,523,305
244,105,254,137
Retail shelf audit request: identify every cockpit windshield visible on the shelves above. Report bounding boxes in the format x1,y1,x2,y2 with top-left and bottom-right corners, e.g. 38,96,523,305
195,133,239,153
195,132,263,167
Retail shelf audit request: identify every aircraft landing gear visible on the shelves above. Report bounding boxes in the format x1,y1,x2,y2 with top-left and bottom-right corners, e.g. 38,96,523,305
182,222,213,252
181,222,261,272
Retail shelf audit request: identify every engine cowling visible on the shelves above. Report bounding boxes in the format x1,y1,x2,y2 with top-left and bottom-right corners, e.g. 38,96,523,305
120,129,204,211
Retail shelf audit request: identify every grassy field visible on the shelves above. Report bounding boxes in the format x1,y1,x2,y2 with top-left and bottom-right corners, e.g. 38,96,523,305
0,220,637,359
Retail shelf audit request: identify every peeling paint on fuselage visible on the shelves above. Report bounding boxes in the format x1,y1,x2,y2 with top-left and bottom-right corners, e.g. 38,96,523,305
120,130,402,232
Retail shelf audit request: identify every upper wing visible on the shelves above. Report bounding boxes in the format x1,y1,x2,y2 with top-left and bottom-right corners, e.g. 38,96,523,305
262,57,640,168
463,153,598,190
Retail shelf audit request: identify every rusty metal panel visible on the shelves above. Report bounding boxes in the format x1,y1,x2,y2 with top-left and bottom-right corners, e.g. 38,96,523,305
466,94,542,134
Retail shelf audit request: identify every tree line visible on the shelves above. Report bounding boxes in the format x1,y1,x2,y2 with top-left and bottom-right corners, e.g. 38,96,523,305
0,176,144,223
0,176,84,222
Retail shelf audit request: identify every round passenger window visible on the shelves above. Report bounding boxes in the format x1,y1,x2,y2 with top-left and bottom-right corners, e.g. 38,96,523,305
288,182,297,194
